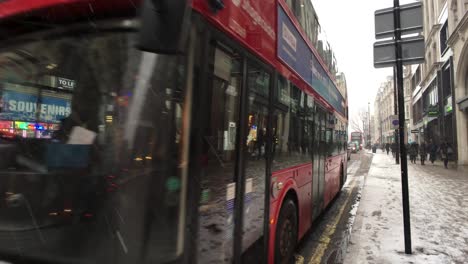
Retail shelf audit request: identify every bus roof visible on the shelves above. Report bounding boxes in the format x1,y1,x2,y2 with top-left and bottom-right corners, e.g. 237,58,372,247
0,0,140,20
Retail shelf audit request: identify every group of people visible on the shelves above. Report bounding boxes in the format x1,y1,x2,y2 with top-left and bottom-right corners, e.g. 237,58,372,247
408,141,453,168
382,141,453,168
381,140,453,168
383,142,399,157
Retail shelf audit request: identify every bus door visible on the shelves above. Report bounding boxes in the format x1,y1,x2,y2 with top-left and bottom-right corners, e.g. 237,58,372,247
194,40,243,264
240,61,271,262
193,33,272,263
312,106,326,219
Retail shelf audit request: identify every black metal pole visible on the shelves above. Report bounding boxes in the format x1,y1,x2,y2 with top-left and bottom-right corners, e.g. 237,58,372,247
393,0,412,254
393,66,400,164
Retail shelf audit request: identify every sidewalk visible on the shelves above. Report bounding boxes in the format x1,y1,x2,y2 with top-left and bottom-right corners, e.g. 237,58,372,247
344,152,468,264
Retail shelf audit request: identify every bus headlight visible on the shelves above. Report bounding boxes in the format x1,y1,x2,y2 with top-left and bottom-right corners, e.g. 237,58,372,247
271,181,283,198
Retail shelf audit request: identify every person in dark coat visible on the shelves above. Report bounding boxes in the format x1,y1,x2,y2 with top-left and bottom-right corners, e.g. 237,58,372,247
257,127,265,159
409,143,418,164
385,143,390,155
391,142,398,157
419,142,427,165
439,140,453,169
429,141,438,164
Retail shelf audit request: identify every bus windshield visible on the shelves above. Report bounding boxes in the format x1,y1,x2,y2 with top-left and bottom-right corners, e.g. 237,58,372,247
0,20,189,264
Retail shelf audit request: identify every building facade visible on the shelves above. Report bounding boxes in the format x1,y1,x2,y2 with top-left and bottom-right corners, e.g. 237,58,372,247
403,66,413,144
409,0,467,165
375,77,396,144
447,0,468,165
374,66,413,146
373,99,381,144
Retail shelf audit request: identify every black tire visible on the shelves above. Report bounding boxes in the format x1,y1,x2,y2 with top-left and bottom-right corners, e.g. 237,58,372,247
275,198,298,264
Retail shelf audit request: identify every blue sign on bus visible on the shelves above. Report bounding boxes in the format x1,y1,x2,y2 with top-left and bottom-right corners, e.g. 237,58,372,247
277,5,345,115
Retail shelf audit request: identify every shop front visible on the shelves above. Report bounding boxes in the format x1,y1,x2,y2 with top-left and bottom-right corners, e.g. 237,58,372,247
0,82,72,139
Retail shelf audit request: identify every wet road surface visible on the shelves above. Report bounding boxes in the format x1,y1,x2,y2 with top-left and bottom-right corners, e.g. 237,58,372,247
295,151,373,264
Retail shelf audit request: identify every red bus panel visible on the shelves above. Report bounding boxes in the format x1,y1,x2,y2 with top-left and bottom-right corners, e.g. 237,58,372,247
192,0,276,66
0,0,139,20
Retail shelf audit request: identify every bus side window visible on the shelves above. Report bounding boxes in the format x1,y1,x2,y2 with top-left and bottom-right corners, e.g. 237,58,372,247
272,77,310,171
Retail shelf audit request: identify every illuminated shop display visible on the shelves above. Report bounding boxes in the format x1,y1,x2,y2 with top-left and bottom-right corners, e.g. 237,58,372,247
0,83,72,138
14,122,46,130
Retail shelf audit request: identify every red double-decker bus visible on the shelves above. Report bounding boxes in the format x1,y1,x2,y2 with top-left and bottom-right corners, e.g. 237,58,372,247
0,0,348,263
351,131,363,150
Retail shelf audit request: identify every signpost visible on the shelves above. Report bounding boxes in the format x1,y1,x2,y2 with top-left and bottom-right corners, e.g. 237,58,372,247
391,116,399,130
427,105,439,117
374,36,425,68
375,2,424,39
57,77,76,90
374,0,424,255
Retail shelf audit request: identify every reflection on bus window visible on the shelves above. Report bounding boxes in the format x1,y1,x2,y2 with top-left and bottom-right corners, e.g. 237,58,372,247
197,45,242,263
0,28,189,264
272,77,311,171
242,62,269,261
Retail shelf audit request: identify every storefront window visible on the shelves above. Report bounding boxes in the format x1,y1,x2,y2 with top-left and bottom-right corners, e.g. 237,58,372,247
0,83,72,139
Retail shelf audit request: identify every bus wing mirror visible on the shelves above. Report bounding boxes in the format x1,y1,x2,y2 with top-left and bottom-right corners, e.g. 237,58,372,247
138,0,190,54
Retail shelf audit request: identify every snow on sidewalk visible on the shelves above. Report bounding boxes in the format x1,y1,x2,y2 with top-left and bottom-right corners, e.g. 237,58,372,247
344,152,468,264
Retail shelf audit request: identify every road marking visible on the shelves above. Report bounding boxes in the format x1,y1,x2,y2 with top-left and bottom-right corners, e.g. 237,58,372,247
307,178,358,264
347,161,361,176
114,208,126,224
116,230,128,254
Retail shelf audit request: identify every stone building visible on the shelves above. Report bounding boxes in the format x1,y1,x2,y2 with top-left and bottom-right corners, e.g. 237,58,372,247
447,0,468,165
409,0,467,165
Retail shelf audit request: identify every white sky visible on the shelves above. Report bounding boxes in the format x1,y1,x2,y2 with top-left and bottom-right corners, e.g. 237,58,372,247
311,0,417,119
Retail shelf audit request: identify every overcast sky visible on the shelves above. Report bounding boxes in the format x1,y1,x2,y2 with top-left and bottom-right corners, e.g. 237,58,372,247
311,0,417,120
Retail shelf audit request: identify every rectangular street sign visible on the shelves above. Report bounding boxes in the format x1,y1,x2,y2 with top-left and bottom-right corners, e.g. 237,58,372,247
375,2,423,39
411,129,419,133
374,36,425,68
390,115,399,129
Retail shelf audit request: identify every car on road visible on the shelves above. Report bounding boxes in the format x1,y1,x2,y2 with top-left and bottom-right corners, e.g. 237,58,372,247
348,142,358,154
347,148,351,160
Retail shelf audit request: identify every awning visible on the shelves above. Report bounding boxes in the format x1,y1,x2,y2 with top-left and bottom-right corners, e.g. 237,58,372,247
457,96,468,111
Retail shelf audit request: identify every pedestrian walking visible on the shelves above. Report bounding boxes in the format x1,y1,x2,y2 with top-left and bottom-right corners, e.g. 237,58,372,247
439,140,453,169
429,141,438,164
385,143,390,155
409,142,418,164
419,142,427,165
391,142,397,158
256,128,265,159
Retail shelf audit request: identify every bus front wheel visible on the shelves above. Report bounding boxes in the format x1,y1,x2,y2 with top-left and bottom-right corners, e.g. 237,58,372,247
275,198,298,264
